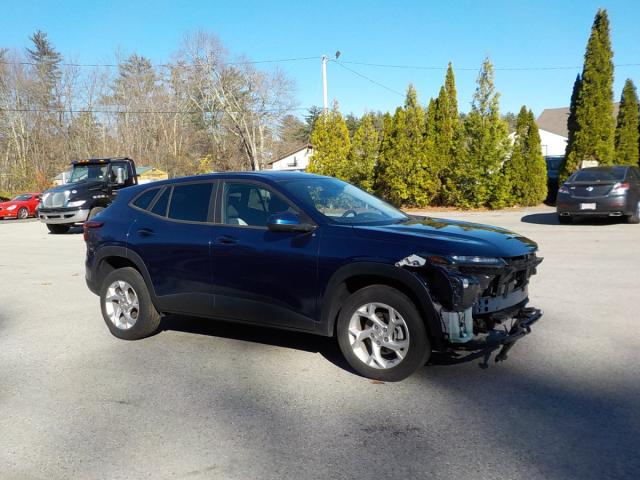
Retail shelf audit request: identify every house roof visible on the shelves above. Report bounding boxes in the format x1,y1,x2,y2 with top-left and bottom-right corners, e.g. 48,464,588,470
267,143,312,165
536,103,620,138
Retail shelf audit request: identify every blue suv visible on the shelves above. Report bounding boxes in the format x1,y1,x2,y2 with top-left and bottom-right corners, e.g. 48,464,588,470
85,172,542,381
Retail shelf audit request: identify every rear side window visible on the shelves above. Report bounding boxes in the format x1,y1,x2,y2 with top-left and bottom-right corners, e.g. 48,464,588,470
150,188,170,217
133,188,160,210
168,183,213,222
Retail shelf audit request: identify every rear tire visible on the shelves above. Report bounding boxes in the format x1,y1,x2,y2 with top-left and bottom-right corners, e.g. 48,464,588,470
558,215,572,224
46,224,70,234
18,207,29,219
100,267,161,340
626,202,640,224
336,285,430,382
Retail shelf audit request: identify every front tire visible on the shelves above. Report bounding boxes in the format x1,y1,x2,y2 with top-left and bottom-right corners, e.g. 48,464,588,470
100,267,161,340
337,285,430,382
18,207,29,219
46,224,70,234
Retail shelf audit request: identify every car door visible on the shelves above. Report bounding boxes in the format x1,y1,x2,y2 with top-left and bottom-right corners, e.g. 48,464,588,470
127,181,216,317
210,180,320,331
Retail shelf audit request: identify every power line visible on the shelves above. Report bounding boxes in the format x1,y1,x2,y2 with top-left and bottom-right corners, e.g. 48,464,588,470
339,60,640,71
2,57,638,71
0,56,318,69
0,107,310,115
333,61,405,97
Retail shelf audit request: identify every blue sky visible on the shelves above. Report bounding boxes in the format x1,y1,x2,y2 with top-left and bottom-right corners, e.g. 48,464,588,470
4,0,639,117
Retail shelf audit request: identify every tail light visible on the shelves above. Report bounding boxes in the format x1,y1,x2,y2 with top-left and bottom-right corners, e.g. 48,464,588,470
83,220,104,241
611,182,630,195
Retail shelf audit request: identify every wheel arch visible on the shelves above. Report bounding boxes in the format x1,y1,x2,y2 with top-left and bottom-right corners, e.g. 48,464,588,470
320,262,444,348
93,246,159,308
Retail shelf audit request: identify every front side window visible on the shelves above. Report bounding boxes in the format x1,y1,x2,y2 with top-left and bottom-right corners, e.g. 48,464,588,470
281,178,408,225
168,183,213,222
222,182,293,227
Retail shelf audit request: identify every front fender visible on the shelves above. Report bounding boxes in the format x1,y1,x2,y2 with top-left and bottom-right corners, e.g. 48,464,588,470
319,261,444,348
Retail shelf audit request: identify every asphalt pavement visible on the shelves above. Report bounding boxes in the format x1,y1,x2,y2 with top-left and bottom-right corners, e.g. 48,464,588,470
0,207,638,480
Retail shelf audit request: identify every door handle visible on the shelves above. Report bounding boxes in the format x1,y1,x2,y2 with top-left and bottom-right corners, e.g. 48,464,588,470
137,228,154,237
215,235,238,245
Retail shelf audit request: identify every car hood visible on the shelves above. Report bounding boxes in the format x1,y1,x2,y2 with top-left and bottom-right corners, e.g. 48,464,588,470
353,216,538,258
44,180,104,194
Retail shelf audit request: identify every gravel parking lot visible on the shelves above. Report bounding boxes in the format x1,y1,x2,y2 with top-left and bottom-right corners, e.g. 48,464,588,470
1,207,639,480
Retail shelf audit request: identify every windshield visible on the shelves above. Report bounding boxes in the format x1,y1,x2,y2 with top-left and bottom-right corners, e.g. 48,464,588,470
281,177,408,225
68,164,108,183
12,194,31,201
572,167,626,182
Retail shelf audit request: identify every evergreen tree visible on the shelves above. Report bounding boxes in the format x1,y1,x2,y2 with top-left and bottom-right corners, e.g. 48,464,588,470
562,9,616,180
504,107,548,206
462,57,511,208
347,113,379,192
27,30,62,108
374,112,394,198
614,78,639,165
374,85,438,206
433,63,464,205
307,103,351,179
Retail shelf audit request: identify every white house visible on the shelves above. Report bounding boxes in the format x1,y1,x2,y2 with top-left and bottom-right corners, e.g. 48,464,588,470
268,144,313,171
535,103,619,160
536,107,569,158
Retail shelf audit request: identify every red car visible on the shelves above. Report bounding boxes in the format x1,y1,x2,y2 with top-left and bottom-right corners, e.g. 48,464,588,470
0,193,41,220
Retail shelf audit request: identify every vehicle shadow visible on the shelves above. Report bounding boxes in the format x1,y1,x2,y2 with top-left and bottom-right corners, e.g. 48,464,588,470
159,314,354,374
46,226,84,235
520,212,624,225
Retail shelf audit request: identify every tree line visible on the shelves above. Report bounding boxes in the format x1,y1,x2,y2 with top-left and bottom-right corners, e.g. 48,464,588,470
308,8,639,208
308,59,548,208
0,30,297,193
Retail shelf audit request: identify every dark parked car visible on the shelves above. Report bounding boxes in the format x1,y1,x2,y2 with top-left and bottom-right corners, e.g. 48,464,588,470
84,172,542,381
557,166,640,224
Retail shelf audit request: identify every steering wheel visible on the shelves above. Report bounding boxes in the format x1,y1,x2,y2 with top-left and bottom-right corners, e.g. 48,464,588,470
342,209,358,218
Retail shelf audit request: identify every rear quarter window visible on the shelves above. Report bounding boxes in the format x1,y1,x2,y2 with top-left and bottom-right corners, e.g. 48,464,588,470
150,188,171,217
132,188,160,210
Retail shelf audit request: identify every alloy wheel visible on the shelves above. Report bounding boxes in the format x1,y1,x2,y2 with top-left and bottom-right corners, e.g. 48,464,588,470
347,302,410,369
104,280,140,330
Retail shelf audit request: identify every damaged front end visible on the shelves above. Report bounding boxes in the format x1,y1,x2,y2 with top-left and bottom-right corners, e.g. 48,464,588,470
396,252,543,362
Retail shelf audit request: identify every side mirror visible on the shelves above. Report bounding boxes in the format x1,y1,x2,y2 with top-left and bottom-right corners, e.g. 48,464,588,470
113,167,126,186
267,212,315,233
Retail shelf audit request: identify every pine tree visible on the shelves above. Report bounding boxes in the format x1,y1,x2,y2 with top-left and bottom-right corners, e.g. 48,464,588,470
463,57,511,208
615,79,639,165
433,63,463,205
307,103,351,179
27,30,62,108
347,113,379,192
505,107,547,206
374,112,394,199
562,9,616,180
374,85,438,206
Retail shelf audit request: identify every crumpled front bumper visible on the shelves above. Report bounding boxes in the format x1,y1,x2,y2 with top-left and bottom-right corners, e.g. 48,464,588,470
38,208,90,224
447,306,543,364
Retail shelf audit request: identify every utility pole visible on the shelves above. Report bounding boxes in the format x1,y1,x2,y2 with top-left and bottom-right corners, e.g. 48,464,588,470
321,55,329,112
